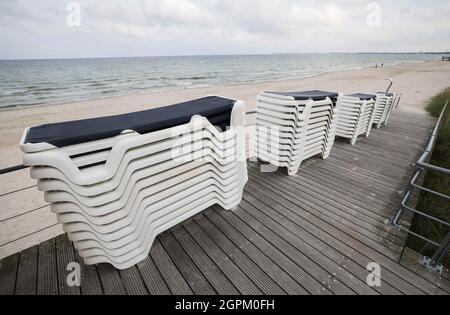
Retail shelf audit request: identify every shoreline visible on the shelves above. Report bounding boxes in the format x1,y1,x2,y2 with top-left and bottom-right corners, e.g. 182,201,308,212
0,59,433,113
0,60,449,168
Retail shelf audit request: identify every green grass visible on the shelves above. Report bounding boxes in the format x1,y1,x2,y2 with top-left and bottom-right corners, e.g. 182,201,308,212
406,87,450,266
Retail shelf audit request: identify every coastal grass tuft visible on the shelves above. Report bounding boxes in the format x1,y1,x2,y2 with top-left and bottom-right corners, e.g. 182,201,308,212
406,87,450,267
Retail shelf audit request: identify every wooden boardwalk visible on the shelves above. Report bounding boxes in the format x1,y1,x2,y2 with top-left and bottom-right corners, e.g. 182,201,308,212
1,110,449,295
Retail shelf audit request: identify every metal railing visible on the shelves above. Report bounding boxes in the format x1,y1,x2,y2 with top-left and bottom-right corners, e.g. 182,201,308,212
394,94,403,110
391,100,450,273
0,164,28,175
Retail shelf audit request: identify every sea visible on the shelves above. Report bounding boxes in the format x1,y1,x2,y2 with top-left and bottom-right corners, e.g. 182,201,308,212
0,53,439,109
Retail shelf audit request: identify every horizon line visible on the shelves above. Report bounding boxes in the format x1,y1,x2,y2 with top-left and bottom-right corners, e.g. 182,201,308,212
1,51,449,61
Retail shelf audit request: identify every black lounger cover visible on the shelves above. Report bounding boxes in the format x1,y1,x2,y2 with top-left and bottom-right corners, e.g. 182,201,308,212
348,93,376,101
266,90,339,102
25,96,236,147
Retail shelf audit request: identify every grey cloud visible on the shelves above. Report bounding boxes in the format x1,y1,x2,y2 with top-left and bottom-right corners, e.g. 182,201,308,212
0,0,449,59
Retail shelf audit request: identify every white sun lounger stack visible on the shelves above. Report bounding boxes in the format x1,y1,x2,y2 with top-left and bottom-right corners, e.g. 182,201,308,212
336,93,377,145
256,90,342,176
373,92,396,129
20,96,248,270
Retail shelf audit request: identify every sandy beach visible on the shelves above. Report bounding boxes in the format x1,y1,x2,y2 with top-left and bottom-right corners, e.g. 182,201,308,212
1,60,450,169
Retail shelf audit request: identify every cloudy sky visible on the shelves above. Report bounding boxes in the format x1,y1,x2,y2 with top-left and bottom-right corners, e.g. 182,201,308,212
0,0,449,59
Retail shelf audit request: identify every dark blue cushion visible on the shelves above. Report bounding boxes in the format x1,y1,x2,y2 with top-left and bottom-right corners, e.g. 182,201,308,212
348,93,376,101
266,90,339,101
25,96,236,147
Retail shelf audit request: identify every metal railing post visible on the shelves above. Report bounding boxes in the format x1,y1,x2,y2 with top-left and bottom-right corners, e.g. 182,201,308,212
391,100,449,273
422,232,450,273
385,78,393,93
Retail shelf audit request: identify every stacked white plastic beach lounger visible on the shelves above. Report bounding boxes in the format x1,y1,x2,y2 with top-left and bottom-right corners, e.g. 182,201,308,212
336,93,377,145
20,96,248,269
372,92,396,129
256,90,342,176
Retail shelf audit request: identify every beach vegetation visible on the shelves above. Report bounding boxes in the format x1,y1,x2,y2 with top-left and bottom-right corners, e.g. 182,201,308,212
406,87,450,267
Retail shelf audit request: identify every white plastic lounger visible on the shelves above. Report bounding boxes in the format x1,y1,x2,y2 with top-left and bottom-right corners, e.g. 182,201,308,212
255,90,342,176
372,92,396,129
336,93,377,145
20,96,248,269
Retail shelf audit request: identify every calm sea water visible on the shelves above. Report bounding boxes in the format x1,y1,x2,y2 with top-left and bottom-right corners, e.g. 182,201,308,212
0,53,438,108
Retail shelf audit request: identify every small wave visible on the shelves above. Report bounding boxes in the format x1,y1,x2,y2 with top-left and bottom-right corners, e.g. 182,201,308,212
1,90,28,96
175,76,212,81
31,87,68,92
0,101,46,109
88,82,107,87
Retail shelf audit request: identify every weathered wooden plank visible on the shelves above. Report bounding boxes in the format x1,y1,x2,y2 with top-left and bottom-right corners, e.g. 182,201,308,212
205,209,315,295
300,159,402,199
228,207,377,295
37,239,58,295
247,171,402,258
97,263,127,295
373,127,431,144
15,246,38,295
263,169,407,247
245,177,442,295
319,157,403,190
400,248,450,294
159,231,216,295
326,155,410,186
0,223,63,261
73,247,103,295
0,206,58,249
55,234,80,295
182,220,263,295
0,169,35,197
136,256,171,295
268,159,402,211
299,166,399,209
150,238,193,295
333,141,421,166
330,151,413,180
171,225,240,295
243,186,404,295
298,165,408,223
289,170,397,222
0,186,47,222
341,137,426,162
0,253,19,295
237,194,396,295
334,137,425,162
193,214,287,295
249,165,398,237
349,129,429,149
209,207,354,295
119,266,148,295
288,170,410,240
